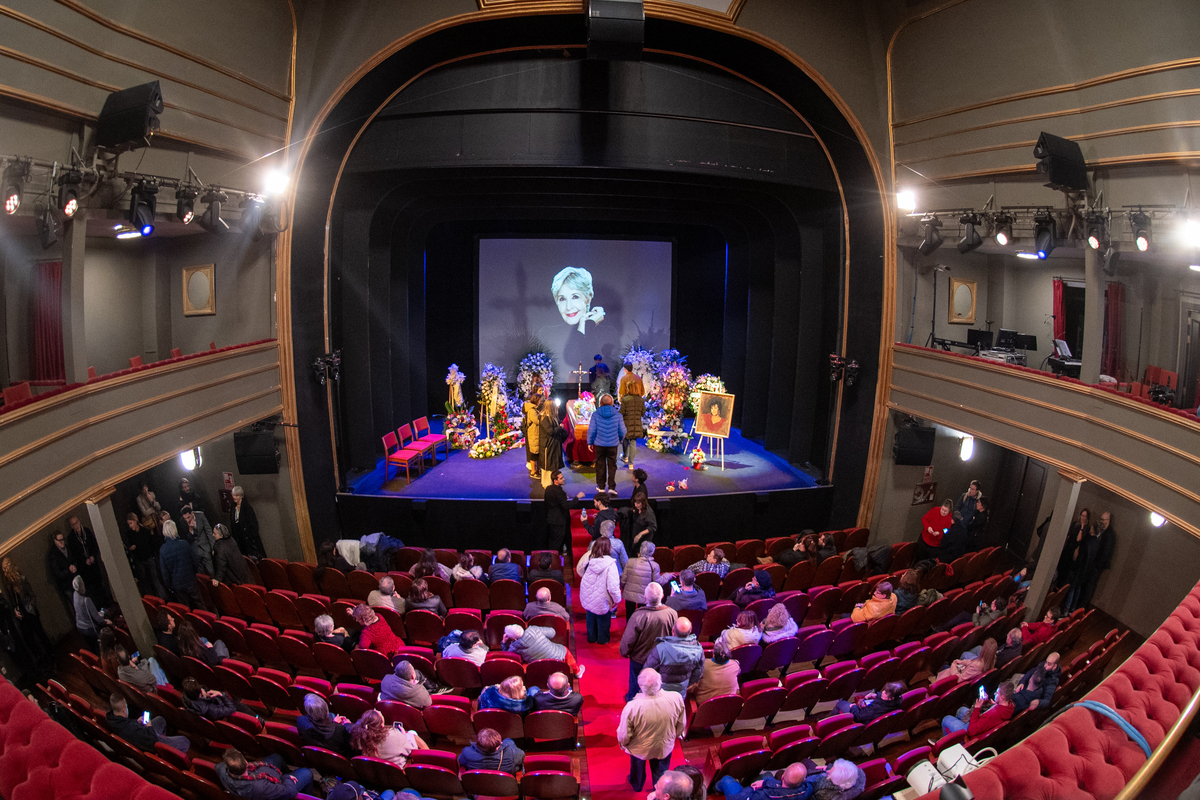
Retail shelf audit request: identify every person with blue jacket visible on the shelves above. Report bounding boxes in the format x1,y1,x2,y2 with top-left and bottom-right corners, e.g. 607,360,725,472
478,675,540,714
587,394,627,496
159,521,207,610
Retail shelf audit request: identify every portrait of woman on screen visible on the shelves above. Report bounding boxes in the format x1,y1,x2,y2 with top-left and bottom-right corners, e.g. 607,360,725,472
552,266,605,334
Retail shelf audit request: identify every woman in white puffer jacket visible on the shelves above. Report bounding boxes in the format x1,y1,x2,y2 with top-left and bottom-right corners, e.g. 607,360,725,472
580,537,621,645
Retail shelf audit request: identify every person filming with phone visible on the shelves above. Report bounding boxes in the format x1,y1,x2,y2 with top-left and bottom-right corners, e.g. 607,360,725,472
941,681,1015,738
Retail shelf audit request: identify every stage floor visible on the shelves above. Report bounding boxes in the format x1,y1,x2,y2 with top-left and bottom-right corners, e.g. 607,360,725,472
350,421,819,501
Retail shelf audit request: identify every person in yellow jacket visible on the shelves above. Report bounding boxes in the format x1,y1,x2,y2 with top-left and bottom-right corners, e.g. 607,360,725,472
851,581,898,623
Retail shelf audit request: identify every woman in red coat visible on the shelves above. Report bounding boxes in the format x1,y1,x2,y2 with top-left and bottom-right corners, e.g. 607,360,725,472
918,500,954,561
353,604,403,657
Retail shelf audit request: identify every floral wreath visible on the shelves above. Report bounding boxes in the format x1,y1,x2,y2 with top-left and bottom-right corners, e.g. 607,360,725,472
517,352,555,400
689,373,727,414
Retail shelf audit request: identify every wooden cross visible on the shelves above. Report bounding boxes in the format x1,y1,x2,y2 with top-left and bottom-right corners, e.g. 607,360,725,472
569,362,589,397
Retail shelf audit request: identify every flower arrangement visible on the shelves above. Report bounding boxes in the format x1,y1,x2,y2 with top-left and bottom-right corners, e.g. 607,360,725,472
469,435,522,459
444,409,479,450
623,344,658,396
688,373,727,414
646,414,689,453
690,446,707,469
646,350,692,453
570,395,596,425
445,363,467,412
478,363,509,437
517,352,555,400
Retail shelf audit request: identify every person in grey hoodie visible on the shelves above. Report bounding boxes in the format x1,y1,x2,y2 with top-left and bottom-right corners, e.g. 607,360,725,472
587,394,627,496
644,618,705,695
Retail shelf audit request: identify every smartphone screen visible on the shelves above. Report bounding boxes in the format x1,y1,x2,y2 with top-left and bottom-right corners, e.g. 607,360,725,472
141,711,151,725
670,581,680,594
978,687,988,699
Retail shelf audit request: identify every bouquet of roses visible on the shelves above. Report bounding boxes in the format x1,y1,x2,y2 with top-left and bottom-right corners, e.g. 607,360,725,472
691,446,707,469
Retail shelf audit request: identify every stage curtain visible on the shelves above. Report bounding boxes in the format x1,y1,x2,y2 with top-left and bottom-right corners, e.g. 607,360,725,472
31,260,65,382
1052,278,1066,343
1102,281,1124,380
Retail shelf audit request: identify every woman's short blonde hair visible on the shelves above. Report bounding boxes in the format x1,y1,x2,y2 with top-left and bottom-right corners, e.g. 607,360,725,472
551,266,594,303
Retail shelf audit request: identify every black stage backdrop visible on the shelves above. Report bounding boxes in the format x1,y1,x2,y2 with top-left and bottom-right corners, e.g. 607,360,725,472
291,17,886,543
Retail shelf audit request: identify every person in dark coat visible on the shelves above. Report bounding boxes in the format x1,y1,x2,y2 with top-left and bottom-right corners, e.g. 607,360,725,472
619,374,646,468
212,524,254,586
582,492,619,540
1056,508,1091,589
834,680,905,724
539,403,569,488
621,495,657,553
1,557,55,674
297,694,354,754
121,511,165,599
457,728,525,775
1075,511,1116,610
532,672,584,715
217,748,313,799
965,496,989,552
229,486,265,558
46,530,79,617
940,513,969,562
67,515,107,602
159,521,208,609
544,470,572,556
107,693,190,753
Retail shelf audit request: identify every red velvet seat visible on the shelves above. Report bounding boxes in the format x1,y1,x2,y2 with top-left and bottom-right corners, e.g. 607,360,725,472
406,764,463,796
473,708,524,740
435,657,482,689
461,770,519,799
489,580,526,612
766,734,819,769
404,609,444,646
377,700,427,733
780,672,827,714
525,658,570,690
525,709,577,742
756,637,800,673
694,571,721,601
278,634,322,673
712,737,771,784
698,601,739,641
687,694,743,738
285,562,320,595
351,756,411,790
318,568,353,601
351,648,393,682
480,657,525,686
719,567,753,600
265,591,304,629
347,570,379,601
313,642,357,678
257,559,292,591
452,578,490,610
302,746,358,781
784,561,818,593
422,703,474,740
673,545,704,572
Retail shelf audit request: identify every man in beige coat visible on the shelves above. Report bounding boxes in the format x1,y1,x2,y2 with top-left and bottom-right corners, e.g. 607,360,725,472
617,668,686,792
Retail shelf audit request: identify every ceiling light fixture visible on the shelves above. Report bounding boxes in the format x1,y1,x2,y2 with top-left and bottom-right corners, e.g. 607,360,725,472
128,179,158,236
1085,213,1107,250
957,213,983,254
992,213,1014,246
175,185,199,224
3,161,29,215
918,215,943,255
1131,211,1151,252
896,190,916,211
1034,212,1057,259
56,168,83,218
959,435,974,461
199,188,229,234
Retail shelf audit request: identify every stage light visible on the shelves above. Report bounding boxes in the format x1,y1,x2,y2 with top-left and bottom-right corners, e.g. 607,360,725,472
180,446,202,471
239,194,267,233
959,435,974,461
3,162,29,215
116,228,142,239
1131,212,1151,251
1017,252,1040,259
1085,214,1107,250
896,190,916,211
56,168,83,218
199,188,229,234
957,213,983,254
128,179,158,236
35,205,59,249
263,170,289,196
555,398,561,406
918,215,943,255
176,185,198,224
1179,217,1200,248
992,213,1013,246
1150,512,1166,527
1034,213,1056,259
1191,264,1200,272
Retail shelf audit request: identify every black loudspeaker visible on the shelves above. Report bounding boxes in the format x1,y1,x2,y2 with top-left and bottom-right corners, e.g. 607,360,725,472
96,82,164,149
1033,132,1087,191
234,429,279,474
893,426,936,466
586,0,644,60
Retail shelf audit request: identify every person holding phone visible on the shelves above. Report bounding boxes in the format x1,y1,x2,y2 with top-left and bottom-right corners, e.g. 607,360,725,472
106,693,190,753
941,682,1015,737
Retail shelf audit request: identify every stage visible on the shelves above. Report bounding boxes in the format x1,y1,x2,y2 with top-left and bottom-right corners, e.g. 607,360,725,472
339,421,833,549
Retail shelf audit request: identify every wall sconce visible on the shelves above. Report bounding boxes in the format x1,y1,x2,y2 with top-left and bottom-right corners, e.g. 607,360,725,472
180,446,202,471
1149,512,1166,527
959,435,974,461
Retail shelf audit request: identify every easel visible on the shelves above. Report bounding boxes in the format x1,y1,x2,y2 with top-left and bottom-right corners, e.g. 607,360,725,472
696,433,725,470
570,362,589,397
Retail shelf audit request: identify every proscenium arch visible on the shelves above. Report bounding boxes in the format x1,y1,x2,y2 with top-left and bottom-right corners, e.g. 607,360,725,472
281,11,892,544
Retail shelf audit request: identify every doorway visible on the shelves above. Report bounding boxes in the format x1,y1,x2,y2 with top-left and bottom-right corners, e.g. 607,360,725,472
1180,304,1200,410
989,449,1048,560
1063,283,1086,359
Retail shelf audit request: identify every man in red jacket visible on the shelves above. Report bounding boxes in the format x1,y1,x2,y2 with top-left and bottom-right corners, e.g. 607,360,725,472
918,499,954,561
941,682,1015,737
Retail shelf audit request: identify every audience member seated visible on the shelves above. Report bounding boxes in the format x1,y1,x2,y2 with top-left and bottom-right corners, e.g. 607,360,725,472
368,576,406,613
894,570,921,614
582,492,619,540
935,638,997,684
622,541,663,620
809,759,866,800
354,603,404,656
644,618,704,696
479,675,540,713
942,682,1015,737
315,613,357,651
527,553,565,584
1020,607,1063,647
442,629,488,665
457,727,525,775
942,596,1006,632
452,553,487,583
106,692,190,753
717,610,762,650
850,581,897,623
524,586,570,622
182,676,252,721
618,668,688,793
155,608,179,654
997,628,1023,667
835,680,905,723
533,671,584,715
772,530,819,568
114,644,160,694
380,660,432,709
731,570,775,609
649,770,695,800
620,583,677,701
665,569,707,613
503,622,584,678
686,548,731,579
673,765,707,800
178,618,229,665
315,541,356,584
714,762,812,800
350,709,427,768
297,694,354,754
489,549,522,582
577,520,628,574
1011,653,1061,712
212,523,254,586
218,747,312,799
405,578,447,617
690,641,740,705
409,549,453,583
760,603,798,643
816,533,838,561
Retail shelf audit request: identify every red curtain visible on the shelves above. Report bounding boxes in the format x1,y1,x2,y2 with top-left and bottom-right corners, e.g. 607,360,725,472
1102,281,1124,379
31,260,65,382
1052,279,1066,342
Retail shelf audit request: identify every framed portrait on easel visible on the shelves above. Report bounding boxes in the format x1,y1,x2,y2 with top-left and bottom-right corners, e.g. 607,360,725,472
694,391,734,438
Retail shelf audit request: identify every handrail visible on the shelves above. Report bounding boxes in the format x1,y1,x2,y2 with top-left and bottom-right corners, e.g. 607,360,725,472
1112,681,1200,800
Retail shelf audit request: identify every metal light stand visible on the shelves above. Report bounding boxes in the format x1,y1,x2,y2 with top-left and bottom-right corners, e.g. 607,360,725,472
311,351,346,492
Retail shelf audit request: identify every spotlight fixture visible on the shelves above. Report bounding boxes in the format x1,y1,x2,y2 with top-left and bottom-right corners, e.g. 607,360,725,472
35,204,60,249
992,213,1014,246
957,213,983,254
180,446,202,471
1191,264,1200,272
1034,212,1056,259
1131,212,1151,252
959,435,974,461
128,179,158,236
1150,512,1166,528
239,194,267,233
843,359,859,387
828,353,845,383
918,215,943,255
56,168,83,218
3,161,29,215
1181,218,1200,249
263,170,290,196
896,189,916,211
199,188,229,234
1085,214,1107,250
1016,252,1040,260
175,185,199,224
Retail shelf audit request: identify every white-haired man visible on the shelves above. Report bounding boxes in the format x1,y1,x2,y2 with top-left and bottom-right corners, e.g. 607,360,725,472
617,668,686,792
523,586,570,622
368,575,406,613
502,622,584,678
619,581,677,701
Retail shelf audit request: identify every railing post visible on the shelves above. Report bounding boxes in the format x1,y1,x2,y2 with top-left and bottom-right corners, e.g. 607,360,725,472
1024,469,1084,620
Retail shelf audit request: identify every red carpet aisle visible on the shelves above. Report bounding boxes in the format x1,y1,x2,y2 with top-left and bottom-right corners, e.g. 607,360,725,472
569,520,689,800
